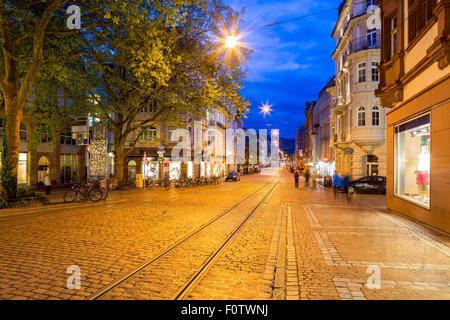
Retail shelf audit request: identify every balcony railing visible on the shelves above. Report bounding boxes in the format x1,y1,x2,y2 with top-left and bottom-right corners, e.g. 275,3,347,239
347,31,381,55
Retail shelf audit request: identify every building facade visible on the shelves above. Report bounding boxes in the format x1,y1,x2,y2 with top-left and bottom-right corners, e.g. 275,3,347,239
375,0,450,232
317,78,336,177
294,126,306,164
304,101,319,168
123,108,241,183
330,0,388,180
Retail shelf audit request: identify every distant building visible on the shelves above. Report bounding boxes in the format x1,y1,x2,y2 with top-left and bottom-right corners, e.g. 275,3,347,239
375,0,450,233
330,0,387,179
304,101,319,168
318,77,336,176
295,126,306,163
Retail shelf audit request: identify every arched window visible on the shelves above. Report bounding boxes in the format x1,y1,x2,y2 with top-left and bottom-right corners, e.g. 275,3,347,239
128,160,137,180
357,107,366,127
372,106,380,126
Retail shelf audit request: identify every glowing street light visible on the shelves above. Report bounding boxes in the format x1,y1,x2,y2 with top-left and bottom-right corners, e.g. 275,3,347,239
224,35,239,49
259,103,272,116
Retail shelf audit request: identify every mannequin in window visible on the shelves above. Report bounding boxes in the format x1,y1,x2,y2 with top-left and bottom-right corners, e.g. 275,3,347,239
415,143,430,198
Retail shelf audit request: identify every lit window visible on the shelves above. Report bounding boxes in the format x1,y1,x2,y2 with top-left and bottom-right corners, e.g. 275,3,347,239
394,114,430,208
358,107,366,127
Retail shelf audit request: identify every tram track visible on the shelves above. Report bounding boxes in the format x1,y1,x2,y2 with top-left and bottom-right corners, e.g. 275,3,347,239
88,180,279,300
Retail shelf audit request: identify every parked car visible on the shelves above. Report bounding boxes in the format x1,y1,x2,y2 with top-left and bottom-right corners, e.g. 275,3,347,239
225,172,241,182
349,176,386,194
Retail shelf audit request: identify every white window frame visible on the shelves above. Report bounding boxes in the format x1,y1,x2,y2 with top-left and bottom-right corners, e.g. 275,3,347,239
371,62,379,82
357,107,366,127
358,63,366,83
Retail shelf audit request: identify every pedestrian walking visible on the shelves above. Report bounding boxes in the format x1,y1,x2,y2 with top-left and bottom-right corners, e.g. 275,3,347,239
305,169,310,186
44,173,52,195
333,174,340,200
294,171,300,188
343,174,351,203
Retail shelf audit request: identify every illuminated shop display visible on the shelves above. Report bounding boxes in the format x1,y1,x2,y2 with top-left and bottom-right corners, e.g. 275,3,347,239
17,153,28,185
187,161,194,179
394,114,430,208
213,163,220,177
200,161,205,177
169,162,181,180
143,162,159,179
206,163,211,178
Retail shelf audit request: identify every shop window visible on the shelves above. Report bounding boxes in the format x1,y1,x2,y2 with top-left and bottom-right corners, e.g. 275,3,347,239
187,161,194,179
60,154,78,184
394,114,430,208
372,106,380,126
357,107,366,127
18,153,27,184
366,155,379,176
169,162,181,180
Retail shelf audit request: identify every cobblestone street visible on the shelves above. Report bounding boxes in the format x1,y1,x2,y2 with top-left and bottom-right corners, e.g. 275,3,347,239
0,169,449,300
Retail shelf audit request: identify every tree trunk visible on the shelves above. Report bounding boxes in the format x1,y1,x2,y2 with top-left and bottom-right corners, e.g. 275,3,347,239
113,139,126,187
3,83,23,198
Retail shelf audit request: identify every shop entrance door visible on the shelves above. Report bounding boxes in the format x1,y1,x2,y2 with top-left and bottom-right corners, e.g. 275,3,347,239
366,155,379,176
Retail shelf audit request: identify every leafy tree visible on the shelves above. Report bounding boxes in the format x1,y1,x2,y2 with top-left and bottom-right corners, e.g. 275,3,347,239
0,0,187,196
62,0,250,184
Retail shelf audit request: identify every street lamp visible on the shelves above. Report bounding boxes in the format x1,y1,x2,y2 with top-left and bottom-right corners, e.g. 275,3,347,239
224,35,239,49
259,102,272,116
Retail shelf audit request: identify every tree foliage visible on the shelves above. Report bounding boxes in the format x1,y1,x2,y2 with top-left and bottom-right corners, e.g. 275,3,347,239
0,0,250,189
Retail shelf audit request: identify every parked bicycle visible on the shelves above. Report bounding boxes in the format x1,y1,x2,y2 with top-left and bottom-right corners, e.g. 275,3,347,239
64,181,104,203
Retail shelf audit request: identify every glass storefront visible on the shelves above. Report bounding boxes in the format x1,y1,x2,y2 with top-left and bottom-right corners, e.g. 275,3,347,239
187,161,193,179
394,114,430,208
18,153,27,185
60,154,78,184
143,161,159,180
0,152,28,185
200,161,205,177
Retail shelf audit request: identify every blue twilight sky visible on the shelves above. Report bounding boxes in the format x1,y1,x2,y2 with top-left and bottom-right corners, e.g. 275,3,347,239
225,0,342,139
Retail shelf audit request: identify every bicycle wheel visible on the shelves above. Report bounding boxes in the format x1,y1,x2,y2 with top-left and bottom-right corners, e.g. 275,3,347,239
89,189,104,202
79,191,89,202
63,190,77,203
